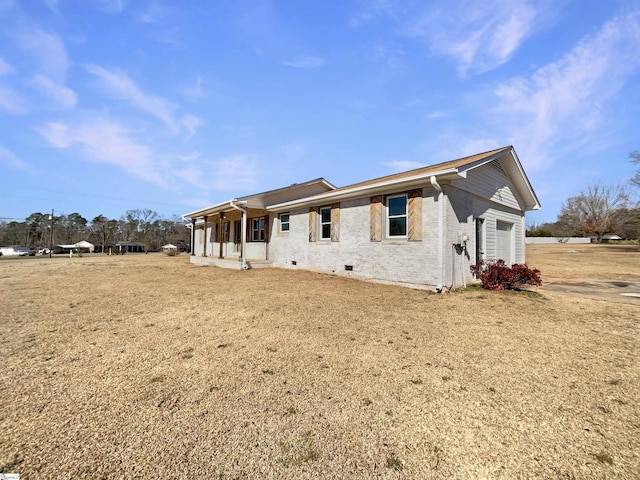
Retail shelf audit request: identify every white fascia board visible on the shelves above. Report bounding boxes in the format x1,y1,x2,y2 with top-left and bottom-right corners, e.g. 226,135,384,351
507,149,541,210
267,168,461,212
182,199,234,219
455,147,512,176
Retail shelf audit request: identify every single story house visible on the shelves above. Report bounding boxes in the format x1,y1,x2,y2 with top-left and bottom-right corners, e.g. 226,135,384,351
56,241,96,254
95,242,147,254
183,146,540,290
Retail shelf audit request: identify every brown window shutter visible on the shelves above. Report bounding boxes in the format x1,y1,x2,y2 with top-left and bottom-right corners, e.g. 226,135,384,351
370,196,382,241
331,203,340,242
263,214,269,242
408,189,422,241
308,208,317,242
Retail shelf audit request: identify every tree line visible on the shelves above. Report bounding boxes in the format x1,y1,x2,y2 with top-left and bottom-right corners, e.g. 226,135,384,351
527,151,640,242
0,209,190,252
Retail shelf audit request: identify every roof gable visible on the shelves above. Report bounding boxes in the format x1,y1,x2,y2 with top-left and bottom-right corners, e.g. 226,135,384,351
268,146,540,211
183,178,335,219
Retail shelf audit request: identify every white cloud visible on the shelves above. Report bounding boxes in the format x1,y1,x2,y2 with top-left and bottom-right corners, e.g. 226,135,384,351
14,28,70,80
43,0,61,14
425,111,447,120
459,139,504,158
349,0,398,27
29,74,77,108
212,156,257,191
181,196,215,210
85,64,177,129
373,44,405,69
383,160,426,172
179,152,201,163
96,0,126,14
38,118,165,185
488,11,640,169
171,153,259,192
282,56,326,69
0,58,15,76
173,164,202,186
281,143,309,162
137,2,169,23
181,76,207,98
407,0,540,75
39,122,70,147
180,114,203,137
0,85,28,114
0,144,35,173
353,0,544,75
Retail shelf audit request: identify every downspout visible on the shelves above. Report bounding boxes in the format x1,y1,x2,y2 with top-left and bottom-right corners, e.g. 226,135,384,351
229,200,248,270
187,219,195,255
430,175,444,292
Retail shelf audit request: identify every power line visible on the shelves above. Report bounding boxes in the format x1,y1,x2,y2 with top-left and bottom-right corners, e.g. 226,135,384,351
0,185,184,209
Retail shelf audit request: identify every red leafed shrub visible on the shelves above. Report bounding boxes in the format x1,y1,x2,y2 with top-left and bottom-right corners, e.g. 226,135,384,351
470,259,542,291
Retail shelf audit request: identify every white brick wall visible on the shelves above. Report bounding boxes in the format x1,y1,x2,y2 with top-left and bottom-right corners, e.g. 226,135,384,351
193,161,530,289
270,180,527,289
270,188,444,289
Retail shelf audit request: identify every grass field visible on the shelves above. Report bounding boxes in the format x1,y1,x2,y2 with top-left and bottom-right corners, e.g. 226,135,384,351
1,245,638,479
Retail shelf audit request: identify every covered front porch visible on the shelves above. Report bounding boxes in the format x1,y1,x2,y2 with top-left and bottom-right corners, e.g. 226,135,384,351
182,178,336,271
185,202,272,270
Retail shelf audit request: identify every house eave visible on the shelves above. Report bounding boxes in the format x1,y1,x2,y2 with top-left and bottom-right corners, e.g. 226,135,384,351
182,177,336,220
268,168,462,212
182,200,238,220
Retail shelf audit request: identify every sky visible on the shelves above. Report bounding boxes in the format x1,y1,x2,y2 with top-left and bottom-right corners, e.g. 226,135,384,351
1,0,640,225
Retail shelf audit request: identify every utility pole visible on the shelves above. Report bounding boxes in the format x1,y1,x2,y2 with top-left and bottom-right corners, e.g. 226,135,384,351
49,209,54,258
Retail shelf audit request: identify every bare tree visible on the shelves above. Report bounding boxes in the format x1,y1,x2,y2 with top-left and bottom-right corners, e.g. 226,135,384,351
631,151,640,188
90,215,118,252
558,184,629,242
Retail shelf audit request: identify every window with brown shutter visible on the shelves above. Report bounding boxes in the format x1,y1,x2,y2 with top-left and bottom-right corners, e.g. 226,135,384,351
370,196,382,241
331,203,340,242
386,194,407,237
308,208,317,242
319,206,331,240
408,188,422,241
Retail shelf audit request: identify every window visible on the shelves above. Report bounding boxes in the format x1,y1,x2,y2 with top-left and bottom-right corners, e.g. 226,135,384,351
279,213,290,232
319,206,331,240
251,217,265,242
386,194,407,237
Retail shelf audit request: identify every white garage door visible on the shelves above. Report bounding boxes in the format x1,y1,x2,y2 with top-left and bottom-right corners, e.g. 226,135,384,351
496,221,513,264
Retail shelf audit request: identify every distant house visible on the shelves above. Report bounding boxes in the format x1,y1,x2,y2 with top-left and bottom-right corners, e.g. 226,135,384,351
601,234,622,242
116,241,146,253
183,146,540,290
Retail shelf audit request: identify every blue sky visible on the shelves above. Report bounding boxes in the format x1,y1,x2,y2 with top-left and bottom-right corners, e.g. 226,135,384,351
1,0,639,224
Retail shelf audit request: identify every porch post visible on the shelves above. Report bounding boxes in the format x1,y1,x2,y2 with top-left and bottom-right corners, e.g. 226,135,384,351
219,213,224,259
241,211,247,268
190,219,195,255
203,215,208,257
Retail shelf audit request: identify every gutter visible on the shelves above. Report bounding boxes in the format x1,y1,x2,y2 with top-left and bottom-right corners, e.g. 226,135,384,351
430,175,444,292
229,199,248,270
268,167,461,212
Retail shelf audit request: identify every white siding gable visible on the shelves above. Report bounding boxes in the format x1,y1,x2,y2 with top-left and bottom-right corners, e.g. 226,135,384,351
452,159,526,211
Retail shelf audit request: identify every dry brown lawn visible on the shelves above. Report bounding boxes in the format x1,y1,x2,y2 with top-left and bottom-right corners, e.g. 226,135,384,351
0,245,638,479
